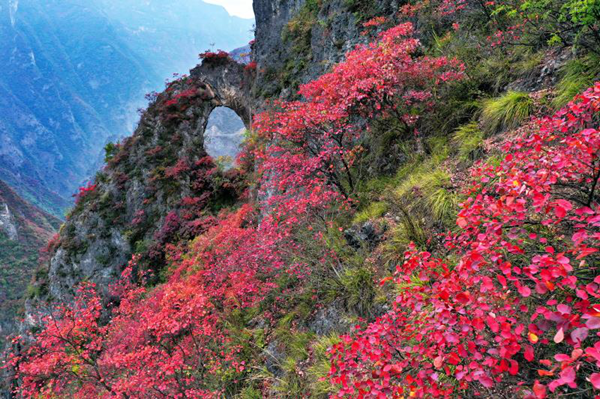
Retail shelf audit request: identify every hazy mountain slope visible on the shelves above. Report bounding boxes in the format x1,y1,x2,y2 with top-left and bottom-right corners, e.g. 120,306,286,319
0,0,253,217
204,106,246,162
0,0,158,216
0,178,60,339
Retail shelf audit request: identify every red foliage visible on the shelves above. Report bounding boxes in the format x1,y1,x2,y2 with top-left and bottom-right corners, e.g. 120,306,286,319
73,183,97,205
251,22,463,204
145,145,163,157
328,83,600,397
199,50,230,64
400,0,466,17
165,157,191,179
12,283,107,398
363,16,387,28
38,233,61,265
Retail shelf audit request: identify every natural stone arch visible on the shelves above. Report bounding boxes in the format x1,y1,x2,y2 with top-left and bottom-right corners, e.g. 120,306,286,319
190,58,254,130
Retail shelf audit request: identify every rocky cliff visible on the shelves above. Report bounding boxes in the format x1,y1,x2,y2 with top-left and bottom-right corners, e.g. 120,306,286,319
29,58,252,306
253,0,399,98
27,0,396,308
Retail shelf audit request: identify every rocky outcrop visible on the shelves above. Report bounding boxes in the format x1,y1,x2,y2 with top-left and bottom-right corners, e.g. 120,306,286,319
28,57,253,307
0,204,17,241
253,0,401,98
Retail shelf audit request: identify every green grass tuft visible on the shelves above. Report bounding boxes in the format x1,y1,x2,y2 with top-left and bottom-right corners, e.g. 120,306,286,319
453,122,484,161
553,55,600,109
394,168,457,223
353,202,388,224
481,91,533,134
307,334,341,397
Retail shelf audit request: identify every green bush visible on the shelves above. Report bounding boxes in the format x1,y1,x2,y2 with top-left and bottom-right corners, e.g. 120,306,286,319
104,142,118,163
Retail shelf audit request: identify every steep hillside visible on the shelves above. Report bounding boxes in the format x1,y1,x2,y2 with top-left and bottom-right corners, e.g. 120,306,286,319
24,59,251,305
9,0,600,398
0,179,60,341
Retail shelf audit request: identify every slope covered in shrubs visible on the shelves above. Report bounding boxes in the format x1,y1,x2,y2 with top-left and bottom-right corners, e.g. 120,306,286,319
6,0,600,398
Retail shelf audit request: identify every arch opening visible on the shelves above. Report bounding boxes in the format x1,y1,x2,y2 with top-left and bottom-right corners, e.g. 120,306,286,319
204,106,246,168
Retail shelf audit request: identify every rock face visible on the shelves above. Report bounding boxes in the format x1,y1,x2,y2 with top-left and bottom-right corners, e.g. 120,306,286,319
0,204,18,241
252,0,400,98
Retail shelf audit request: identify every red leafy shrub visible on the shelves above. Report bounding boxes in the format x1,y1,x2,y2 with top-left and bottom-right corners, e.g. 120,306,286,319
400,0,467,17
144,145,163,157
363,16,387,28
39,233,61,264
328,83,600,397
251,22,464,202
73,183,97,205
11,283,107,398
199,50,231,65
164,157,191,179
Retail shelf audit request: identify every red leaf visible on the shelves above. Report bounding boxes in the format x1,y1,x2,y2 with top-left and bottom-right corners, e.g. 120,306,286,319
559,366,576,384
586,317,600,329
590,373,600,389
478,374,494,388
571,327,589,344
533,380,547,398
456,291,470,304
555,206,567,218
524,345,534,361
576,247,598,260
480,276,494,293
518,284,532,298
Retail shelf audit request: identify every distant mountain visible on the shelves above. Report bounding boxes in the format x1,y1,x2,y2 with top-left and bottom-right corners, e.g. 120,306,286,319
94,0,255,78
0,178,60,340
0,0,253,217
205,106,246,165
